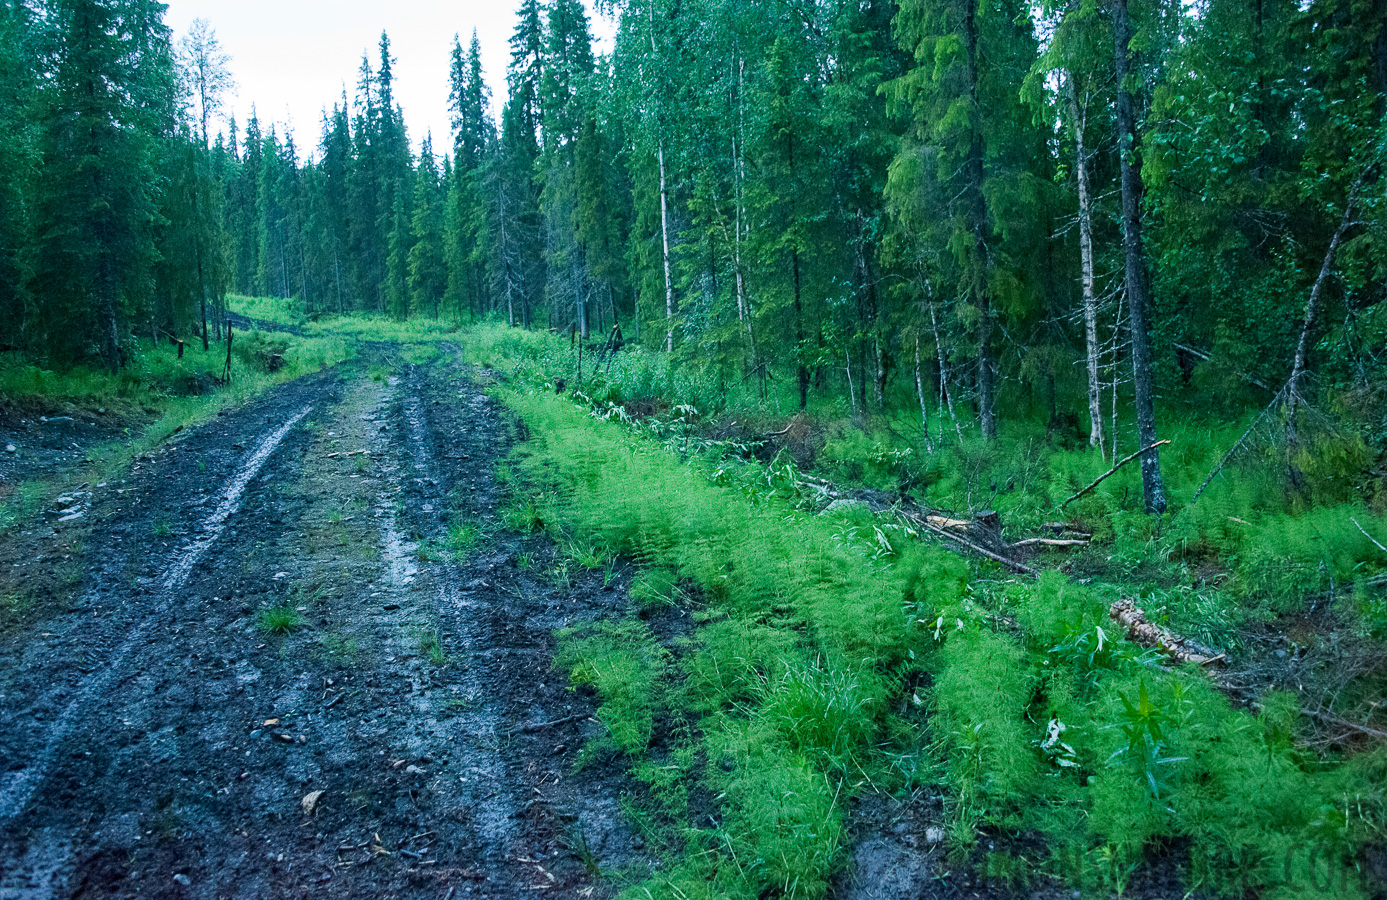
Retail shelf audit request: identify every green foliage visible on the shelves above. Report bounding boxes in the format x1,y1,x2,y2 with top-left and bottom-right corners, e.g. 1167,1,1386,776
232,329,290,373
759,656,883,767
557,620,669,756
514,379,1386,898
928,629,1039,832
257,604,304,635
417,625,450,666
706,718,847,898
0,590,32,631
444,521,482,559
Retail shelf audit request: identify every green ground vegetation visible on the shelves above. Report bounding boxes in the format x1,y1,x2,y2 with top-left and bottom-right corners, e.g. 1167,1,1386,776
468,322,1387,899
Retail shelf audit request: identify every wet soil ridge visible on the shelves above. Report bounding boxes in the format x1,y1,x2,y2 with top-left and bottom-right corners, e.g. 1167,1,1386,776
0,406,312,824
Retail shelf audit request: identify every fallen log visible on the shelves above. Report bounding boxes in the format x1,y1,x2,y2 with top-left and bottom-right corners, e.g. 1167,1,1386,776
1109,597,1221,666
902,511,1038,576
1010,537,1090,550
1042,521,1093,537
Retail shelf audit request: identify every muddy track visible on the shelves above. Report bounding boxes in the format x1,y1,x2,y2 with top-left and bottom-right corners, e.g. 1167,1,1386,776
0,350,650,899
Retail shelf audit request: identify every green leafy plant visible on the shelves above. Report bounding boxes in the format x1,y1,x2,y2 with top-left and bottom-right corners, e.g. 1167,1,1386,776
418,625,450,666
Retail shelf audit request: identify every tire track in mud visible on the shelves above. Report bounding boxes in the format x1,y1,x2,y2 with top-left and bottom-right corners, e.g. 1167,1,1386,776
0,352,652,899
0,406,313,826
385,371,526,869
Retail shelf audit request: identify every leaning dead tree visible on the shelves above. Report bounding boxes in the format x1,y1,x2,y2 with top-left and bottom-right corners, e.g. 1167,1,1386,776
1284,167,1374,444
1191,164,1378,504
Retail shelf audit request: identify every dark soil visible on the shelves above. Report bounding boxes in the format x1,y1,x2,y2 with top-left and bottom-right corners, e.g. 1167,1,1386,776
0,349,652,899
0,406,137,494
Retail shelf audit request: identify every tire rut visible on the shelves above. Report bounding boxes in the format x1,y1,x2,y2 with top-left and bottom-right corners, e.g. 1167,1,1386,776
0,352,653,899
0,402,312,828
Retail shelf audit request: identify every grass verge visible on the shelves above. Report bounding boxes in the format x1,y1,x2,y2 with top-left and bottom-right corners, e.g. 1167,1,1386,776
494,375,1385,900
0,323,352,532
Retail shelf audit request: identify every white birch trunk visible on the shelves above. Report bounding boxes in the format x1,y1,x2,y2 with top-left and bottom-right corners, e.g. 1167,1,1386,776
1068,73,1105,457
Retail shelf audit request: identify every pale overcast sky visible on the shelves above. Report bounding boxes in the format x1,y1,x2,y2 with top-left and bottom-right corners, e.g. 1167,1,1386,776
162,0,615,159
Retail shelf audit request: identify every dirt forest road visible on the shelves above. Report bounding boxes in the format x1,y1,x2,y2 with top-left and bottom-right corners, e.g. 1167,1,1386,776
0,348,648,899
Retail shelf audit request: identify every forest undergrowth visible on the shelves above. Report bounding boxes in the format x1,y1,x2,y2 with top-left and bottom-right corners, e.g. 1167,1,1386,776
455,321,1387,899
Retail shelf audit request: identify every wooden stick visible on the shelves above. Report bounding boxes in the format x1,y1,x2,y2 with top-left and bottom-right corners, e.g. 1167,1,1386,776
1296,707,1387,742
223,323,234,384
1061,439,1170,508
1010,537,1090,550
1351,517,1387,555
1173,343,1272,392
903,512,1038,575
1284,167,1373,436
1190,390,1283,505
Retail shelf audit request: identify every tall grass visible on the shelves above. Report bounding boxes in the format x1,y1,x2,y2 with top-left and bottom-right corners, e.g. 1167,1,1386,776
503,383,1385,899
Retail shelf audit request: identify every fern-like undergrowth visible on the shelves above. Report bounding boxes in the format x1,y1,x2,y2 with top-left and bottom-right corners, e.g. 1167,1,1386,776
497,378,1385,900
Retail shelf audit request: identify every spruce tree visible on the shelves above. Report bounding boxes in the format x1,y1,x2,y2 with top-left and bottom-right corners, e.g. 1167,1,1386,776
408,136,447,318
30,0,174,370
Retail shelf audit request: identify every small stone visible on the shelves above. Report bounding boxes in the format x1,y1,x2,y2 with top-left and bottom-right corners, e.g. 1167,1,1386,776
4,444,14,454
301,790,325,815
173,873,191,886
404,764,424,775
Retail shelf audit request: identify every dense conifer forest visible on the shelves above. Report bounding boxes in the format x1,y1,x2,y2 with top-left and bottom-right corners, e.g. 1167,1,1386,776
3,0,1387,896
3,0,1384,468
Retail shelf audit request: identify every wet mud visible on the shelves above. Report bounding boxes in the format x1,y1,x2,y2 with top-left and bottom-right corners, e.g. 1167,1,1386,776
0,349,650,899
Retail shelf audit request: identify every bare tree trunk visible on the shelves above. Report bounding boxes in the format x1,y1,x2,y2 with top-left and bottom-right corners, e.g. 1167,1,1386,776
926,290,964,442
1113,0,1167,514
874,336,886,407
576,260,588,339
334,250,344,315
193,161,210,351
731,160,755,372
1284,170,1370,437
658,138,675,352
98,260,119,374
733,58,757,380
794,249,807,409
845,347,859,422
915,334,934,451
647,2,676,352
962,0,995,440
1068,71,1104,457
